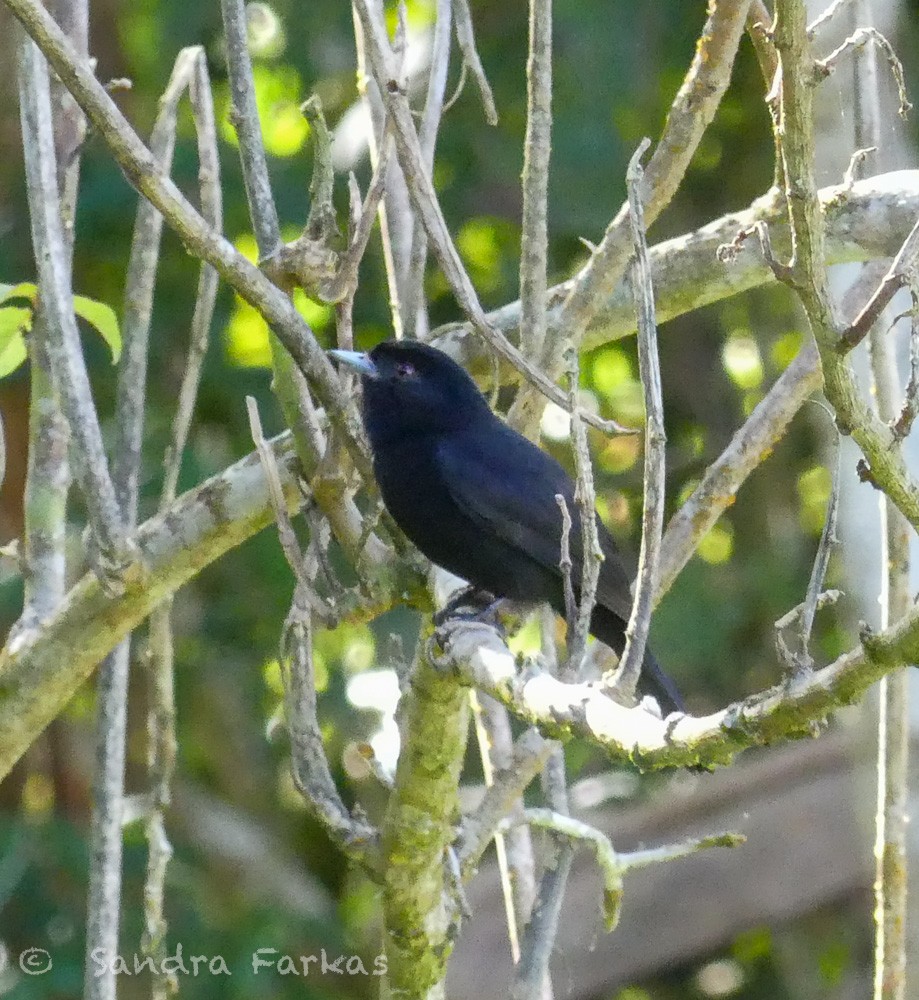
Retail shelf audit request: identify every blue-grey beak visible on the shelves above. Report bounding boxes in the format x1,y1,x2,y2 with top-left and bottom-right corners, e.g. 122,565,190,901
328,349,379,378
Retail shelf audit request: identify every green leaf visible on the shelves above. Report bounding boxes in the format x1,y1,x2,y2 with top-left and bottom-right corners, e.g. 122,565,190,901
0,283,122,364
0,306,31,378
74,295,121,363
0,282,38,307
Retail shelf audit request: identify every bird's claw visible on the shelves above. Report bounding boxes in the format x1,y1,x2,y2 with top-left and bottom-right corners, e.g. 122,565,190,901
433,586,500,628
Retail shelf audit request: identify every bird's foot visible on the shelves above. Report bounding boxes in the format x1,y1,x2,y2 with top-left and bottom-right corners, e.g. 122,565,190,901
433,586,502,628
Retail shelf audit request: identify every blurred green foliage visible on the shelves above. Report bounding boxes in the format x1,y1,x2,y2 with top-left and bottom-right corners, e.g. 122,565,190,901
0,0,916,997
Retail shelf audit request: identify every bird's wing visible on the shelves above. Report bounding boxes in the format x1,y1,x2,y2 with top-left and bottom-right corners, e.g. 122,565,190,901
436,427,634,620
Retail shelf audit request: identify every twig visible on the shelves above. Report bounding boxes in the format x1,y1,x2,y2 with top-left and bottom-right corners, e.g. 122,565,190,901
747,1,779,86
17,28,128,581
141,52,222,997
246,397,335,622
501,809,744,933
555,495,577,634
607,141,666,702
281,589,379,863
546,0,753,372
844,146,877,188
325,130,394,304
452,0,497,124
816,27,912,119
468,693,540,965
837,214,919,354
565,348,603,676
458,727,553,879
114,47,200,522
352,0,411,337
433,172,919,372
403,0,452,337
659,339,821,598
807,0,851,36
892,288,919,439
849,6,913,992
219,0,280,254
517,0,552,363
511,840,571,1000
795,443,840,673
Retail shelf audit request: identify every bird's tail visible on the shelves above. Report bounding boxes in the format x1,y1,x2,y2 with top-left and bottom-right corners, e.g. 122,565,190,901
588,603,685,716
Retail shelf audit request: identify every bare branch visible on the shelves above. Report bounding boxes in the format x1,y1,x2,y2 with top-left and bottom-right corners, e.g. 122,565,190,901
452,0,498,124
218,0,280,255
608,141,666,702
660,340,821,597
458,727,553,879
281,595,379,864
837,214,919,354
548,0,753,364
517,0,552,363
434,172,919,374
816,27,912,118
403,0,452,337
17,29,127,577
435,600,919,771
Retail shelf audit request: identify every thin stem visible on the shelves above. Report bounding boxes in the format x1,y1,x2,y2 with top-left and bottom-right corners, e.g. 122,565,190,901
17,28,126,575
219,0,280,255
609,141,666,701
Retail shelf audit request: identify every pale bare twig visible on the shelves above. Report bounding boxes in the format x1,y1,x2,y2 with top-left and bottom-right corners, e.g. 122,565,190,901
501,808,744,932
659,340,821,598
543,0,754,380
608,140,665,702
281,591,379,864
555,495,577,635
433,172,919,373
565,348,603,677
458,727,553,879
452,0,497,125
817,27,912,119
141,52,222,997
246,397,335,623
17,29,128,581
352,0,411,337
517,0,552,364
468,693,537,966
837,214,919,354
219,0,280,254
796,445,840,674
403,0,452,337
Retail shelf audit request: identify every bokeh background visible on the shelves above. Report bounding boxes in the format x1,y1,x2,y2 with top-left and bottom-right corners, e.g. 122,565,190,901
0,0,918,997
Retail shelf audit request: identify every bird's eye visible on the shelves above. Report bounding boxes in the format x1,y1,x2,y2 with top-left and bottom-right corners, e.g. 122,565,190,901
396,361,416,378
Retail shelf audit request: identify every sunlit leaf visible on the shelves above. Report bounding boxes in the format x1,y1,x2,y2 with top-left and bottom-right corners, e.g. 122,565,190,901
0,306,31,377
0,281,38,306
74,295,122,363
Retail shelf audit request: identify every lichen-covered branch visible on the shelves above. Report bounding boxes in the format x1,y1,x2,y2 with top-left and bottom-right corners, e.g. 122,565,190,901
434,604,919,771
380,641,470,999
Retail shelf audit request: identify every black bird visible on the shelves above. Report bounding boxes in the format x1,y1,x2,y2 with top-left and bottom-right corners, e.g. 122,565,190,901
331,340,684,715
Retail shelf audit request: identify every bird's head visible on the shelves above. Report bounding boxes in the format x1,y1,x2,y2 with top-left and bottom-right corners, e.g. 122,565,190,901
330,340,491,442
